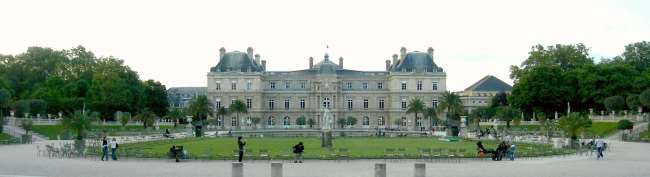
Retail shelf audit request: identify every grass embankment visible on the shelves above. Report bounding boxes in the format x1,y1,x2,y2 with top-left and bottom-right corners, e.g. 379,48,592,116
32,124,174,140
480,122,618,137
108,137,572,160
0,133,11,141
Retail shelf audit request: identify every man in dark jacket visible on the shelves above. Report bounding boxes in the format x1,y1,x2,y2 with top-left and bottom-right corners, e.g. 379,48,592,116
237,136,246,162
293,142,305,163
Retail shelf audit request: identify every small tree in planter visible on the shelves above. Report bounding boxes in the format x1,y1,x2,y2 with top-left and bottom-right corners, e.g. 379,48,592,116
62,110,96,155
296,116,306,128
337,118,347,129
558,113,592,146
20,119,33,143
617,119,634,132
119,113,129,130
250,117,261,129
307,118,316,128
346,116,358,128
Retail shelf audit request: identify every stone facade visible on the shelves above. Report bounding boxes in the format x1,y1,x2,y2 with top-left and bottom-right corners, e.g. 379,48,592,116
207,47,447,130
167,87,207,109
458,75,512,113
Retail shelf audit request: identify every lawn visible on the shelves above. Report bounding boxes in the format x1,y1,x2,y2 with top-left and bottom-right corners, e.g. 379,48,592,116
640,131,650,140
32,124,175,140
0,133,11,141
106,137,573,160
585,122,618,138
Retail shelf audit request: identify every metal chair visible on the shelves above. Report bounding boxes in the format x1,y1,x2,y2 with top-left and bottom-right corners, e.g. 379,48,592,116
397,148,406,159
259,149,271,160
385,148,396,160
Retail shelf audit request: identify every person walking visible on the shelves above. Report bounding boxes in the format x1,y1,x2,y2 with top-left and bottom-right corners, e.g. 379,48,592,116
237,136,246,162
110,138,118,160
101,137,108,161
293,142,305,163
507,144,516,161
596,138,605,159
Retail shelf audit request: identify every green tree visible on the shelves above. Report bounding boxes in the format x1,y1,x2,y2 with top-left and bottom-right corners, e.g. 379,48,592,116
490,91,508,108
20,118,33,135
496,106,520,128
0,89,11,122
626,94,642,113
621,41,650,71
436,91,464,116
229,100,248,130
296,116,306,126
29,99,47,117
337,118,347,129
424,107,439,127
470,107,495,130
617,120,634,130
165,108,184,128
135,109,156,129
187,95,213,121
346,116,358,127
12,100,30,117
62,110,96,140
558,113,592,141
142,80,168,117
215,106,229,127
406,98,426,130
641,89,650,109
307,118,316,128
603,96,625,114
119,112,129,128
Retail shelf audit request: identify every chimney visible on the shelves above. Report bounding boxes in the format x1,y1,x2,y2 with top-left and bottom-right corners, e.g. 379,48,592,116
261,60,266,71
309,57,314,69
247,47,254,58
339,57,344,69
219,47,226,59
255,54,261,65
392,54,398,64
399,47,407,60
385,60,391,71
427,47,434,61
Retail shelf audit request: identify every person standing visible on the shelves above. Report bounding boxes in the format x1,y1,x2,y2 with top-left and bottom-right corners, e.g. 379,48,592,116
110,138,118,160
596,139,605,159
293,142,305,163
101,137,108,161
237,136,246,162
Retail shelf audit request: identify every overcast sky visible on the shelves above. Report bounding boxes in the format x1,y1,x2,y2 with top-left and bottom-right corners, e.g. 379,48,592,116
1,0,649,91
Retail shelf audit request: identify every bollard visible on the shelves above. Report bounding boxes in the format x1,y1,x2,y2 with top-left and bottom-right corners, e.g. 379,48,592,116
232,162,243,177
271,162,283,177
414,163,425,177
375,163,386,177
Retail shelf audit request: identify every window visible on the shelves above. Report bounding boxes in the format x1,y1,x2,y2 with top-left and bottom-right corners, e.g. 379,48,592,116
215,99,221,109
363,99,369,110
283,116,291,126
267,116,275,126
432,99,438,109
362,116,370,126
300,81,306,89
215,81,221,90
401,99,407,110
346,82,352,89
377,82,383,89
432,81,438,90
269,99,275,110
270,81,276,89
322,97,331,108
231,117,238,126
347,99,353,110
246,80,252,90
416,117,422,127
300,99,305,109
417,80,423,90
379,99,385,110
284,99,290,110
216,117,223,127
401,117,407,126
246,98,252,109
362,82,368,89
231,81,237,90
401,81,407,90
285,81,290,89
377,116,385,126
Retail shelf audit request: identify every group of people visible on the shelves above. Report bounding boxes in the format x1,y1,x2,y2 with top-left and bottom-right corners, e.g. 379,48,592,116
476,141,515,161
101,136,119,161
235,136,305,163
477,128,498,139
584,138,607,159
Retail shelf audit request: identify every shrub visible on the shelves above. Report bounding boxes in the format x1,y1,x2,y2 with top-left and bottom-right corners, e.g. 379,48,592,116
617,120,634,130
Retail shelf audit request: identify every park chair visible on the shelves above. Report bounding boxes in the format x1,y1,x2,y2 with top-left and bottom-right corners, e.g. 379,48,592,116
259,149,271,160
447,149,457,163
431,148,442,162
458,148,466,162
338,148,350,160
397,148,406,158
419,148,431,160
384,148,396,159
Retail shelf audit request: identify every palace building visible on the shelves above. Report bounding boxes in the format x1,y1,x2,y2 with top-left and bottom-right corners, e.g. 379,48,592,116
207,47,447,130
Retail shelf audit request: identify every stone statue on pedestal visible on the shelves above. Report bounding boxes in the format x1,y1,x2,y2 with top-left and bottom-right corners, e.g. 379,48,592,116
321,107,334,148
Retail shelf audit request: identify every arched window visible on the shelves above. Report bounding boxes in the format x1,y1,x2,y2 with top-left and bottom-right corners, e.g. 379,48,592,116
362,116,370,126
267,116,275,126
377,116,384,126
322,97,331,108
416,117,422,127
283,116,291,126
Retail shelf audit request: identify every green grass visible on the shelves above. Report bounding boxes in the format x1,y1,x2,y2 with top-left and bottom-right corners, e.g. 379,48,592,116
105,137,573,160
0,133,11,141
32,124,175,140
640,131,650,140
585,122,618,138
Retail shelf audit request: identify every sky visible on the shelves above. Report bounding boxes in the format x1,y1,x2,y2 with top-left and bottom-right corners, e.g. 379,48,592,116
1,0,649,91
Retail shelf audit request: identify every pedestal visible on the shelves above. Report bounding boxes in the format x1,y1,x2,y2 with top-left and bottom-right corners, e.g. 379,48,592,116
414,163,425,177
375,163,386,177
271,163,282,177
321,131,332,148
232,162,243,177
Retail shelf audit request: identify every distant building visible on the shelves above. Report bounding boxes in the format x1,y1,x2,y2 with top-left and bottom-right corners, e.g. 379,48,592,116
207,46,447,129
458,75,512,113
167,87,207,109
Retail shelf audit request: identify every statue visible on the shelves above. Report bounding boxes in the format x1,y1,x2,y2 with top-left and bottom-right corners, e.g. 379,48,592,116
320,107,334,148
